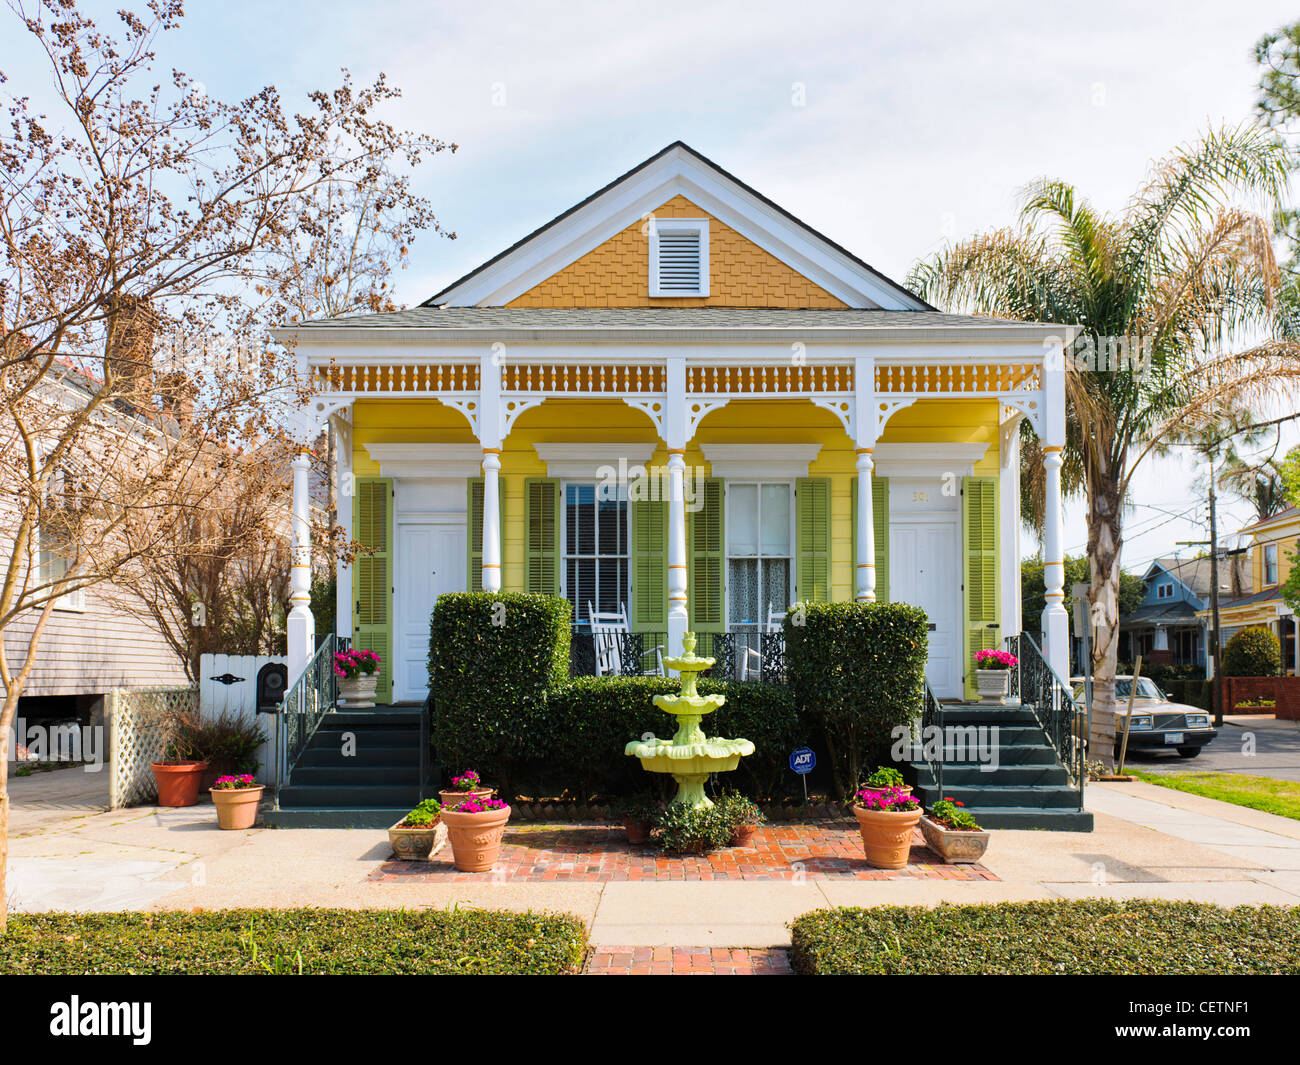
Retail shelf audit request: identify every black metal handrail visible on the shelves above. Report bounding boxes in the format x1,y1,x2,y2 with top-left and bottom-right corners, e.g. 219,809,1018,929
919,679,943,798
273,633,338,808
420,688,433,801
1008,632,1085,807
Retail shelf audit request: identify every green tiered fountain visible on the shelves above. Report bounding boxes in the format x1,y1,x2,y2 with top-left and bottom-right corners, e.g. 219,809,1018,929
625,632,754,808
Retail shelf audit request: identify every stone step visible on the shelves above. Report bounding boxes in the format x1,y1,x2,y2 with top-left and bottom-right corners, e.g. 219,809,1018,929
953,807,1094,831
912,763,1070,788
263,807,413,829
288,763,422,786
913,783,1081,809
901,742,1061,765
309,725,421,746
277,782,426,808
296,744,421,768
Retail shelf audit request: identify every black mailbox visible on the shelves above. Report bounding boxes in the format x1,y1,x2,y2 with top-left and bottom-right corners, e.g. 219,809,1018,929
256,662,289,713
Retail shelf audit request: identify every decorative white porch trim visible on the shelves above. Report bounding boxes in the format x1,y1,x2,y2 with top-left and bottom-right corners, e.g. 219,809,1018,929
700,443,823,480
622,395,668,437
438,396,481,437
685,398,729,443
999,393,1043,436
871,442,989,479
534,442,658,480
502,397,545,436
364,443,485,480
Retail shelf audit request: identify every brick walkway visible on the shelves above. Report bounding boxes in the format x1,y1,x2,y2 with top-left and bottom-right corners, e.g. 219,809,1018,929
369,821,998,883
585,946,793,975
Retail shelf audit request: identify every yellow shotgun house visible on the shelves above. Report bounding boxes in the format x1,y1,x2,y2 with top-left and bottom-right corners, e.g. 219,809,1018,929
276,143,1073,703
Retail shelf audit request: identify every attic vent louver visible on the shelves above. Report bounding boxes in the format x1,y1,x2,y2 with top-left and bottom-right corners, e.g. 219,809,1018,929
649,218,709,297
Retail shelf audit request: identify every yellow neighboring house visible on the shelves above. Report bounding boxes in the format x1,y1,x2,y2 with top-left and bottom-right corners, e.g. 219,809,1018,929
1201,504,1300,676
274,143,1075,703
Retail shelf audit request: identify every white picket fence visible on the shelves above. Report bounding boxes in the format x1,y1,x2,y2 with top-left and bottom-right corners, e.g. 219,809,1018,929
198,653,285,786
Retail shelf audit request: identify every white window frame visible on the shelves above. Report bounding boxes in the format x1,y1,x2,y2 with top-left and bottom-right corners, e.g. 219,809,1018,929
39,526,85,612
724,480,795,628
1156,582,1173,600
560,479,630,625
1265,543,1279,586
648,216,709,298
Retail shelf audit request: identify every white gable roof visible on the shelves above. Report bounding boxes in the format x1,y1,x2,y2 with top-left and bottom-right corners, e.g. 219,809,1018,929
426,142,931,312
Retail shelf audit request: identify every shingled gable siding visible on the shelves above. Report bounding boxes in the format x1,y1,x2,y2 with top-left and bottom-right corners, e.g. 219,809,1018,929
506,195,849,309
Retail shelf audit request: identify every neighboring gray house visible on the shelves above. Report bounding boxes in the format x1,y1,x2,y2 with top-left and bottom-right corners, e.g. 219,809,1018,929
1118,553,1249,671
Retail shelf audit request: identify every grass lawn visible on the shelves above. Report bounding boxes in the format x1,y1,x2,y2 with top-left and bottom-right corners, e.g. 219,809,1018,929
790,900,1300,975
0,908,587,975
1133,769,1300,822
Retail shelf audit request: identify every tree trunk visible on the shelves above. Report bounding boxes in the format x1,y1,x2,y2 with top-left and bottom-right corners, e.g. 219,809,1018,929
1087,466,1124,768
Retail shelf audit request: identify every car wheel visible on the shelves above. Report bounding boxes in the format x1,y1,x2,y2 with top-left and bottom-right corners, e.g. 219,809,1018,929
1177,747,1201,759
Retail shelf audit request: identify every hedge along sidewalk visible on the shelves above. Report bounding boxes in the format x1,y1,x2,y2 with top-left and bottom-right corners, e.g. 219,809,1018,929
0,908,588,975
790,900,1300,974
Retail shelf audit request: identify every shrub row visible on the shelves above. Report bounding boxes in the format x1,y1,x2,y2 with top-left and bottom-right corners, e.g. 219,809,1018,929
1161,678,1211,711
790,900,1300,975
0,908,588,975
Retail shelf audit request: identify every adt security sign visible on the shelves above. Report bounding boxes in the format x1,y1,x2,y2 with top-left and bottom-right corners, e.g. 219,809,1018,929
789,747,816,775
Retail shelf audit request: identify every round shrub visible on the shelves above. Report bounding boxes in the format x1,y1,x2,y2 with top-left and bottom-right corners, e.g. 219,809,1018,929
1222,626,1281,677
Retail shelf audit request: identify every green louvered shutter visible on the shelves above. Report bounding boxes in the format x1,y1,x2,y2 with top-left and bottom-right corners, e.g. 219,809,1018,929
353,477,393,703
796,477,831,603
689,478,724,634
632,496,667,631
963,476,1000,700
525,478,561,596
850,475,890,603
466,477,504,592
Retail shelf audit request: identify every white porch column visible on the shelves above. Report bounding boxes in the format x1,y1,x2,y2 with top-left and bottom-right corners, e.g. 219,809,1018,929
332,412,353,641
286,447,316,683
999,415,1023,637
665,356,688,658
1040,346,1069,680
854,448,875,601
479,350,503,593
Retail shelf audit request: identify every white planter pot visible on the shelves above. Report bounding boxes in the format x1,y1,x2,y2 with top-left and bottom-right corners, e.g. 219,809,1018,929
338,672,379,708
974,669,1011,703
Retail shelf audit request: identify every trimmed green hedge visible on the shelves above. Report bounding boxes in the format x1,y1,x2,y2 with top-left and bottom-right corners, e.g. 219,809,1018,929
1162,677,1211,711
785,601,928,798
790,901,1300,974
0,908,587,975
429,592,572,795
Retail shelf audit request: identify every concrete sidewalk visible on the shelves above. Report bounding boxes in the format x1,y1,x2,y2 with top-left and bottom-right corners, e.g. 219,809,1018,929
6,779,1300,946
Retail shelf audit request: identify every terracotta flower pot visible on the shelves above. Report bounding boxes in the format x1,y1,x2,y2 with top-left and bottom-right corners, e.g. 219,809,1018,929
438,786,494,809
730,823,758,848
388,818,448,861
338,672,379,708
441,804,511,872
623,818,651,845
151,761,209,807
853,804,923,870
920,816,990,864
210,785,264,830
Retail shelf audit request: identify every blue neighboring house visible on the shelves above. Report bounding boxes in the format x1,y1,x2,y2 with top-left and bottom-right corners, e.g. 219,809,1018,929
1117,554,1249,671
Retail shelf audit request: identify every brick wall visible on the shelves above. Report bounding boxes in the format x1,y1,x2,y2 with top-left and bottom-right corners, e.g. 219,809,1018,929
1221,676,1300,719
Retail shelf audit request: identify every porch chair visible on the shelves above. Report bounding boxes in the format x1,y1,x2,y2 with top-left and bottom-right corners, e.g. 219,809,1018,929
741,603,788,681
587,602,665,677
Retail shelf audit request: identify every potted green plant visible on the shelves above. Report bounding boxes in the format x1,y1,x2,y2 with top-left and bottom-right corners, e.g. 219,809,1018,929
612,793,661,844
920,797,990,864
191,711,266,792
973,649,1018,703
334,648,381,708
855,765,911,801
441,796,512,872
714,793,765,847
388,798,447,860
652,804,732,855
851,785,922,869
209,773,264,830
438,769,494,809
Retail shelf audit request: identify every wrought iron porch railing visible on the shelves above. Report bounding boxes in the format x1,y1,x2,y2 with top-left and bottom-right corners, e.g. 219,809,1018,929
1007,632,1085,807
918,679,944,797
568,628,786,682
420,688,433,801
273,633,338,807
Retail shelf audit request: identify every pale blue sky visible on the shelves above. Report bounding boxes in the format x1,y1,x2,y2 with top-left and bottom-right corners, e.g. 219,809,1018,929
7,0,1299,570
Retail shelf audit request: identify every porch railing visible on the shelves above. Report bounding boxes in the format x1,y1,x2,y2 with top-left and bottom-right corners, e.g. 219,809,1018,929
568,628,786,682
273,633,338,807
1007,632,1085,807
918,678,944,797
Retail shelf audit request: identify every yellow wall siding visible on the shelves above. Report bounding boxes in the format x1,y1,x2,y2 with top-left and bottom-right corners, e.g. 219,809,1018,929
507,195,848,309
351,400,478,477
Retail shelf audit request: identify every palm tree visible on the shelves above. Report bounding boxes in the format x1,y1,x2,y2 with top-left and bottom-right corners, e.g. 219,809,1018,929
1219,449,1291,522
909,125,1300,764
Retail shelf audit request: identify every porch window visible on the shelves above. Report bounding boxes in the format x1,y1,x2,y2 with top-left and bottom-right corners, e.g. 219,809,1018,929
726,482,792,628
1265,543,1279,585
563,482,628,625
1156,582,1173,599
39,526,85,612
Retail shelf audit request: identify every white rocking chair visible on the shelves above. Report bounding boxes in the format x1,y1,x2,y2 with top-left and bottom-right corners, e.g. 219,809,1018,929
587,602,664,677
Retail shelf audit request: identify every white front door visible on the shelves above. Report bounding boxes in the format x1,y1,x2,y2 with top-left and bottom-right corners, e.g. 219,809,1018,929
394,521,466,702
889,481,962,699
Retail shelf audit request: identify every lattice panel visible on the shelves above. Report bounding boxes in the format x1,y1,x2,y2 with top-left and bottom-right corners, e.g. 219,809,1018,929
109,685,198,808
687,363,853,394
875,363,1038,394
502,363,666,393
314,363,480,393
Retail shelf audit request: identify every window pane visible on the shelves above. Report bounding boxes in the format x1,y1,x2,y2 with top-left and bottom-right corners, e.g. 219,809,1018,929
761,559,790,619
569,483,595,555
728,484,757,555
569,557,596,621
760,484,790,554
728,559,759,627
598,557,627,614
597,496,624,555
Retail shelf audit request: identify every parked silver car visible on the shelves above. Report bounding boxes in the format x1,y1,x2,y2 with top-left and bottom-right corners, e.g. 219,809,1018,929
1069,675,1217,760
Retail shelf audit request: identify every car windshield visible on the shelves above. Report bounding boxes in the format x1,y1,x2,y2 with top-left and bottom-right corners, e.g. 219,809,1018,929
1116,678,1163,700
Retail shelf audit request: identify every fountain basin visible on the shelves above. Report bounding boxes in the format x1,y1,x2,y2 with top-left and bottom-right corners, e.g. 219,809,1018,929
652,693,726,715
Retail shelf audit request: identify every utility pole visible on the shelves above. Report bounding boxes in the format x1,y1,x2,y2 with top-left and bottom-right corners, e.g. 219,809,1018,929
1179,450,1225,727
